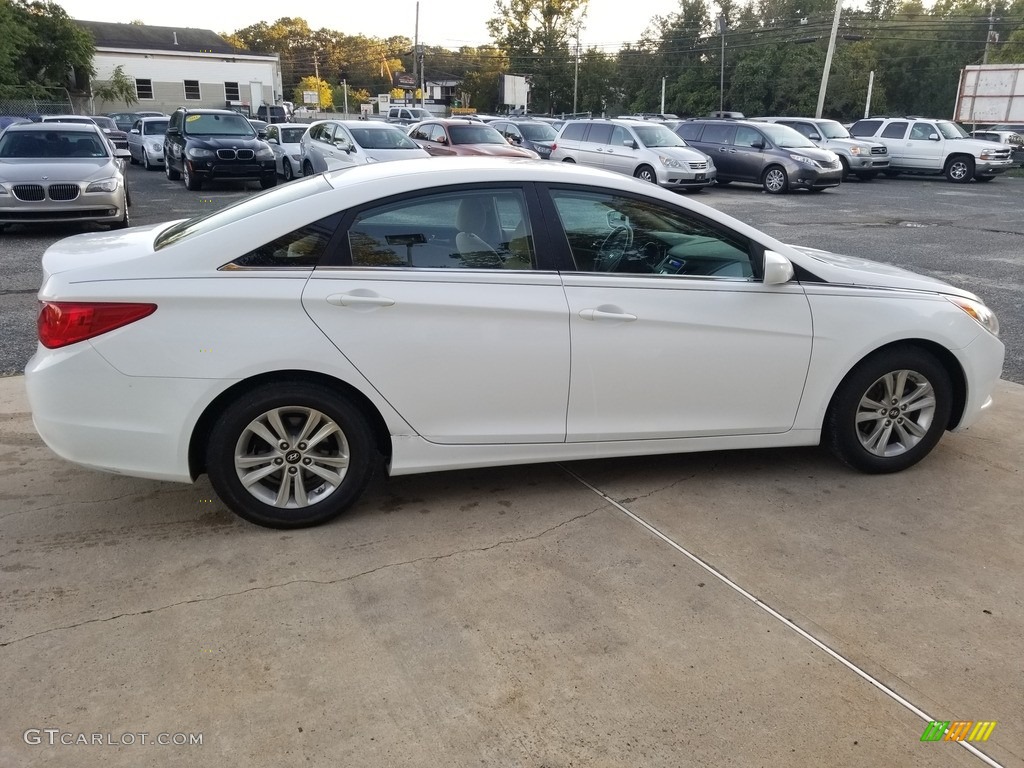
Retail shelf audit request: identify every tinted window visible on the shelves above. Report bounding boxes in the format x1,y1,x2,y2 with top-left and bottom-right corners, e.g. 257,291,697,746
676,123,702,141
880,122,908,139
849,120,882,137
698,124,737,145
230,213,343,268
734,126,764,148
348,189,535,270
143,120,169,135
550,189,753,278
780,121,815,138
449,125,508,145
560,123,586,141
280,127,306,143
519,123,556,141
184,113,255,137
586,124,613,144
0,129,106,158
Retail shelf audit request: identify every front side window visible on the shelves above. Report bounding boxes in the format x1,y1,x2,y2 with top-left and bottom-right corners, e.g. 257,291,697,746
734,126,764,148
698,123,736,145
347,189,536,270
184,80,201,100
909,123,936,141
585,124,613,145
550,188,754,279
227,213,343,268
849,119,882,137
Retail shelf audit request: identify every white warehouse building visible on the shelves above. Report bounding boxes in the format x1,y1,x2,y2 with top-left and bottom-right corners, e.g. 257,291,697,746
76,21,283,117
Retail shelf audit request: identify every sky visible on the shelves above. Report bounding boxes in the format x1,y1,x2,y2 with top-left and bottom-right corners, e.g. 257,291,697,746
54,0,685,51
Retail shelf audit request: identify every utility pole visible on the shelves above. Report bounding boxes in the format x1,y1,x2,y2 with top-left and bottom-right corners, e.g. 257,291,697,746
413,1,419,79
661,76,666,114
313,50,321,113
573,25,580,115
343,79,349,117
717,15,727,114
815,0,843,118
983,2,996,64
864,70,874,118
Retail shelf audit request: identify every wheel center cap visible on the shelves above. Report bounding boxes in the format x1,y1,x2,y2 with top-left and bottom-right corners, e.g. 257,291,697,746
889,407,901,419
285,450,302,464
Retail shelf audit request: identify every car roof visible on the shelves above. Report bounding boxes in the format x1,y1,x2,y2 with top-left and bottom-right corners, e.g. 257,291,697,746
4,122,98,133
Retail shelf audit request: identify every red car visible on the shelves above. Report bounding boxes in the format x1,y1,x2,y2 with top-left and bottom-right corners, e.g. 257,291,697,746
408,119,540,159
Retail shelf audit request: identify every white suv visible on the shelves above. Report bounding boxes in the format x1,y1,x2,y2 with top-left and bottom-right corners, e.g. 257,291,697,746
550,119,715,191
849,117,1012,183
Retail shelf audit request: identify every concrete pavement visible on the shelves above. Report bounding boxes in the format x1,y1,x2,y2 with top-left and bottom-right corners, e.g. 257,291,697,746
1,374,1021,767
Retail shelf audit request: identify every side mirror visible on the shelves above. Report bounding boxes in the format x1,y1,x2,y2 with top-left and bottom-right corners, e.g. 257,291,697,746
437,136,448,145
624,140,638,149
267,137,278,144
763,250,794,285
751,140,766,150
166,127,180,136
130,128,140,134
257,129,268,139
929,133,940,141
114,148,131,159
809,132,821,140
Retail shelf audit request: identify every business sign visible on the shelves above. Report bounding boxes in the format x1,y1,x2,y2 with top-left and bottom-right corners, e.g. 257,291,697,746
302,90,318,105
392,72,417,88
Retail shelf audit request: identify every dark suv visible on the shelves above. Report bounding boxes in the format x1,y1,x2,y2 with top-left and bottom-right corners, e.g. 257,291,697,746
676,118,843,193
164,107,277,191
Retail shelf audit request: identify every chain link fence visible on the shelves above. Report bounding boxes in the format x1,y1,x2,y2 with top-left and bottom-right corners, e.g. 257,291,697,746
0,87,76,117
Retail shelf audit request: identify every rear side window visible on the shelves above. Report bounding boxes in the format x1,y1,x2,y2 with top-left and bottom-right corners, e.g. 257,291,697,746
676,123,702,141
586,124,613,144
699,124,737,145
560,122,586,141
881,122,909,139
849,119,882,137
228,213,344,268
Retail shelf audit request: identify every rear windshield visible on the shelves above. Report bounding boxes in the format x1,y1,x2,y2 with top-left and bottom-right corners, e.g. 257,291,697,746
154,175,333,250
518,123,557,141
280,127,306,143
183,113,255,137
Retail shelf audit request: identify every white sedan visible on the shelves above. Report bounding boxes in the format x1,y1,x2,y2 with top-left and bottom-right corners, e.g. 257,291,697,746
25,159,1004,528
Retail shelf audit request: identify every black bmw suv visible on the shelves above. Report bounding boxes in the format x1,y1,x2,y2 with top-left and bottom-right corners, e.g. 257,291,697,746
164,108,277,191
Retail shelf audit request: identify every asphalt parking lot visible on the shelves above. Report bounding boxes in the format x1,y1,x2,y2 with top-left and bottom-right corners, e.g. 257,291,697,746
1,166,1022,766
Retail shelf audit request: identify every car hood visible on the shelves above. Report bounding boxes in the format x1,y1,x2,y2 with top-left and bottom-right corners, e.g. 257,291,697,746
650,145,708,162
39,223,172,282
0,158,119,183
781,146,837,162
787,245,978,299
363,147,432,162
183,135,263,148
825,137,881,151
454,144,539,158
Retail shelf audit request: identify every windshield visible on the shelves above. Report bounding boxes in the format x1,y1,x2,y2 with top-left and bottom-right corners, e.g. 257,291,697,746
409,109,432,120
449,125,507,145
760,123,815,148
280,127,306,143
0,129,108,158
143,120,169,135
816,120,850,139
634,125,687,148
154,175,332,250
350,127,419,149
518,123,557,141
91,117,118,131
183,113,256,137
937,121,970,139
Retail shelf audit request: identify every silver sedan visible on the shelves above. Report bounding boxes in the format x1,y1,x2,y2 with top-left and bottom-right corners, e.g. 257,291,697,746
0,122,131,230
127,116,170,170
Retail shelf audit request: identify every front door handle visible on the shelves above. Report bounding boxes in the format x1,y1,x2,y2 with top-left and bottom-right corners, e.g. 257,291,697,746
327,293,396,308
579,308,637,322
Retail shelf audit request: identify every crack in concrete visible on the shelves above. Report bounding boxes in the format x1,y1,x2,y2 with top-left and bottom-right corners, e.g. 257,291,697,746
0,505,604,648
0,492,145,522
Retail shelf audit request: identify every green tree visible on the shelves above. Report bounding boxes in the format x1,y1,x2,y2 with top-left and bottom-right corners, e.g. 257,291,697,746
487,0,588,113
0,1,94,98
92,64,138,108
294,75,332,109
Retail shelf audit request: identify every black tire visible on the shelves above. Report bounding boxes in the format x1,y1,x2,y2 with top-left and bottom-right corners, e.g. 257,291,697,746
883,170,900,178
825,345,952,474
128,152,138,165
165,158,180,181
974,175,995,182
206,383,378,529
855,172,877,181
143,151,155,171
182,161,202,191
761,165,789,194
282,161,293,182
839,156,850,180
561,158,575,163
944,155,974,183
634,164,656,183
302,160,315,176
260,175,278,189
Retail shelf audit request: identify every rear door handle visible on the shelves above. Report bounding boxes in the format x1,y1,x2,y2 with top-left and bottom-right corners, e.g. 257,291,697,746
579,308,637,322
327,293,395,308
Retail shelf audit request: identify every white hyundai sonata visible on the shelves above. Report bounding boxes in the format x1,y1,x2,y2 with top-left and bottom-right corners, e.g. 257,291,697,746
25,158,1004,528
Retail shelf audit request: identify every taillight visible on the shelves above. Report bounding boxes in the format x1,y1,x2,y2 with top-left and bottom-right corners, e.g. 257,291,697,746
551,143,557,151
38,301,157,349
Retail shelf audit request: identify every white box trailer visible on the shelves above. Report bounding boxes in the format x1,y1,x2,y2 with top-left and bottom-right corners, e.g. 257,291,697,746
955,64,1024,125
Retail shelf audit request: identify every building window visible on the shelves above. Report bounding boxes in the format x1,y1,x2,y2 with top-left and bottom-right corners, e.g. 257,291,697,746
135,78,153,100
224,81,240,101
184,80,201,100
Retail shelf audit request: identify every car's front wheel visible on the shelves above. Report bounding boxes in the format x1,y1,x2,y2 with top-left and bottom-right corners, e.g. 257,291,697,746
283,160,294,181
165,157,180,181
302,160,315,176
182,162,202,191
761,165,789,194
945,155,974,183
206,383,377,528
260,175,277,189
634,164,656,183
825,345,952,474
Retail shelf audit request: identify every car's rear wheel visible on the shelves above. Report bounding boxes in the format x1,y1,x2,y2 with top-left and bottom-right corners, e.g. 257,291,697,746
561,158,575,163
206,383,377,529
128,151,138,165
944,155,974,183
838,156,850,180
825,345,952,474
143,151,154,171
182,162,202,190
260,175,277,189
282,160,293,181
634,164,656,183
165,158,180,181
761,165,788,194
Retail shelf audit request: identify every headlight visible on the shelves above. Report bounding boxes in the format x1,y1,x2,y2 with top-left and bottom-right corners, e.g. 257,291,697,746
946,296,999,336
86,178,119,193
186,147,215,159
255,147,275,160
790,154,815,166
289,153,301,162
979,151,995,160
849,146,863,156
658,155,681,168
148,141,162,152
0,185,8,196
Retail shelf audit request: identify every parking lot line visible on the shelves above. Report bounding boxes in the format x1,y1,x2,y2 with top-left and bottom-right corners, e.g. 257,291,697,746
561,465,1006,768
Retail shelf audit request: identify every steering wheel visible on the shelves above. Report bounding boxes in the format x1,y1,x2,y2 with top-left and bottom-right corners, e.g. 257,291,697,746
596,225,634,272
